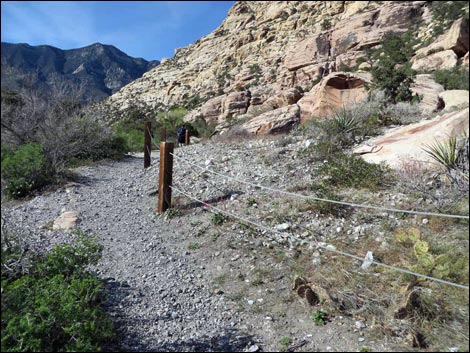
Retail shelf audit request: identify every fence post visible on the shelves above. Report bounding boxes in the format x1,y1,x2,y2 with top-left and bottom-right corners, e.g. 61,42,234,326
157,142,174,213
144,121,152,168
185,130,190,145
161,127,166,142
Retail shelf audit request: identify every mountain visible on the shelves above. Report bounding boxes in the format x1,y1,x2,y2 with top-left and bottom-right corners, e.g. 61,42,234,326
102,1,469,132
1,42,159,103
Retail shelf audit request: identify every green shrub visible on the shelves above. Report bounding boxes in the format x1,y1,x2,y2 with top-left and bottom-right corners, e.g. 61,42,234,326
1,143,49,197
1,231,115,352
311,310,328,326
308,184,347,216
321,18,332,30
433,67,469,91
211,212,227,226
369,32,418,103
318,153,392,190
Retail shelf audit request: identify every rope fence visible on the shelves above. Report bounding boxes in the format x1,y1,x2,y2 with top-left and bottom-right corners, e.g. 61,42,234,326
170,152,469,220
171,185,469,291
144,125,469,290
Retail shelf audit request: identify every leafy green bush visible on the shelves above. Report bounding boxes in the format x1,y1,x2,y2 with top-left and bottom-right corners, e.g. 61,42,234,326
321,18,332,30
1,231,115,352
431,2,469,35
211,212,227,226
369,32,418,103
1,143,49,197
433,67,469,91
318,153,392,190
311,310,328,326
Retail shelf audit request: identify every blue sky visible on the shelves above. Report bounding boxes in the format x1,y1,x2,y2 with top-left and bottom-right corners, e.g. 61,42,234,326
1,1,235,61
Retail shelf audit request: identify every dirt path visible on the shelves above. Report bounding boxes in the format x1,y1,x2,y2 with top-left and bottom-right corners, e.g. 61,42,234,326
2,141,415,352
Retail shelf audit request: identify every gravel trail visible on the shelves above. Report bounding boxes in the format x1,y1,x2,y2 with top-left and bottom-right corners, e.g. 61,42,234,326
2,138,416,352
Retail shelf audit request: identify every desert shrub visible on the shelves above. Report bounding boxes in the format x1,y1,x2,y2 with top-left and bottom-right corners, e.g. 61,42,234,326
369,32,419,103
1,143,49,197
317,152,392,190
187,116,216,139
308,184,348,216
433,67,470,91
321,18,332,30
1,230,115,352
1,81,128,194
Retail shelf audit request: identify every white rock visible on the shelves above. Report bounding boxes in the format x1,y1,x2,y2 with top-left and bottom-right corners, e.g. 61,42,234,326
275,223,290,231
422,218,429,224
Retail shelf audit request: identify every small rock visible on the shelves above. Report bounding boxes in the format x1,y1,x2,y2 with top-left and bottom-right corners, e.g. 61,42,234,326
358,337,365,342
422,218,429,225
247,300,255,305
355,321,366,330
275,223,290,231
246,344,259,352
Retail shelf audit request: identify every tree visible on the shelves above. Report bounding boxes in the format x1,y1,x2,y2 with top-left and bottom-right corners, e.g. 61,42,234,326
369,32,418,104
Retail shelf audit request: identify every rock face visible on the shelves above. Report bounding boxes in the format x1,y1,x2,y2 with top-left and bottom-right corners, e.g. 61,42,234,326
412,17,469,69
101,1,468,136
354,108,470,168
1,42,159,103
103,1,430,121
241,104,300,135
297,72,371,122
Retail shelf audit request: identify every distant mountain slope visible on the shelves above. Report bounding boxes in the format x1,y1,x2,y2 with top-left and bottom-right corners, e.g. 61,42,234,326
1,42,159,103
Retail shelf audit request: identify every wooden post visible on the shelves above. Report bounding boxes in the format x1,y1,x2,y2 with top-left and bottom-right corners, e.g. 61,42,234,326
161,128,166,142
157,142,174,213
144,121,151,168
185,129,190,145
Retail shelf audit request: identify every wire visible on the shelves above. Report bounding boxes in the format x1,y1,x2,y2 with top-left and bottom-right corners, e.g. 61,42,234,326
171,185,469,291
170,152,469,220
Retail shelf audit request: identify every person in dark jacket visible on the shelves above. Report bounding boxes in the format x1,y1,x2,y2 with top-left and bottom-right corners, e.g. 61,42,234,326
177,125,187,145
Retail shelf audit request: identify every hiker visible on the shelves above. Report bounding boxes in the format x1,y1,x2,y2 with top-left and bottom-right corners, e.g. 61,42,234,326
177,125,187,145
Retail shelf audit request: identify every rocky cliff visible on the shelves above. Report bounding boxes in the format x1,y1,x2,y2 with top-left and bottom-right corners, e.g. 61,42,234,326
1,42,159,103
103,1,469,133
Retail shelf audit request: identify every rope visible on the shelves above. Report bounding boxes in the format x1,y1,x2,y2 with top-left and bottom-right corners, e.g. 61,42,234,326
171,185,469,291
170,152,469,220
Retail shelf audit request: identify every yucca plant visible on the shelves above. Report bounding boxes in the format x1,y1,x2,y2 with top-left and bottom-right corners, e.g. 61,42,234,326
423,136,459,172
332,107,360,134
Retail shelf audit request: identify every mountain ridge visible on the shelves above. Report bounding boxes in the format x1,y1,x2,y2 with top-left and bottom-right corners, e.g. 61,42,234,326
1,41,159,103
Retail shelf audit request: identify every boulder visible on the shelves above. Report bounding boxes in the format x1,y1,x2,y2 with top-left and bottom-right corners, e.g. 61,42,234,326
297,71,371,122
411,74,445,114
52,211,79,231
439,90,470,110
462,52,469,67
415,18,470,58
200,95,225,124
411,50,458,71
354,108,469,168
223,91,251,117
241,104,300,135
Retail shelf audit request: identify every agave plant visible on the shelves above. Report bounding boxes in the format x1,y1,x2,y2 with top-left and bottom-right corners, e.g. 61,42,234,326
332,107,360,134
423,136,459,172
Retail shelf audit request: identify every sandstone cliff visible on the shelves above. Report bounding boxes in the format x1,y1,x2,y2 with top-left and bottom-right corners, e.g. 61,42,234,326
103,1,469,134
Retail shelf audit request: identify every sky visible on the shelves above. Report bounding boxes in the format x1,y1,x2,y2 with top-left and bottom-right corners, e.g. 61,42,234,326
1,1,236,61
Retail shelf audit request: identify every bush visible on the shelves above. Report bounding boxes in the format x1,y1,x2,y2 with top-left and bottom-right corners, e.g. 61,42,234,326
433,67,469,91
317,152,392,190
369,32,418,103
1,143,49,197
321,18,332,30
1,231,115,352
